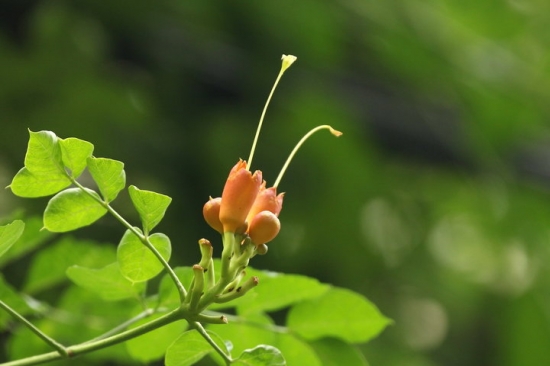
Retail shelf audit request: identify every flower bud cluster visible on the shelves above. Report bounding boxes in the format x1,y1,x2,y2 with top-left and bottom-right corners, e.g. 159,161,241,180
203,159,284,246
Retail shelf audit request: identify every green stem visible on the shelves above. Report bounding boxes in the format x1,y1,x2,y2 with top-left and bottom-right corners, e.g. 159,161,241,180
1,308,181,366
190,321,232,365
70,179,187,303
247,56,295,170
0,300,67,357
188,265,205,312
196,232,235,311
273,125,341,188
220,232,234,280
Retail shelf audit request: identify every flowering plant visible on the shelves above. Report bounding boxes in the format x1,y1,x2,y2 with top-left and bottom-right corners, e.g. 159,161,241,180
0,55,389,365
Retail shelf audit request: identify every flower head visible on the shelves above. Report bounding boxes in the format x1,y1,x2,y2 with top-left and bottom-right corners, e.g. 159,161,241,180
246,182,284,224
202,55,342,254
219,160,262,233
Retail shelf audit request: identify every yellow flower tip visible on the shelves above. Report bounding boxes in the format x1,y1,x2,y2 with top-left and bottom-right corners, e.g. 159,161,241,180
329,126,343,137
281,54,297,72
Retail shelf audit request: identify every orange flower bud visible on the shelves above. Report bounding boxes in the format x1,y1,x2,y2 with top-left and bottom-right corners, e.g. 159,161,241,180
246,183,284,224
248,211,281,245
203,197,223,233
219,160,263,233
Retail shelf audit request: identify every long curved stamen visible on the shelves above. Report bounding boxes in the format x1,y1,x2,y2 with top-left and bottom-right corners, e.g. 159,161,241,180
274,125,342,189
247,55,297,171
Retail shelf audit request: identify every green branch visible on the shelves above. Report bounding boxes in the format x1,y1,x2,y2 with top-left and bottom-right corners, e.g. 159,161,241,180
1,308,181,366
0,300,67,357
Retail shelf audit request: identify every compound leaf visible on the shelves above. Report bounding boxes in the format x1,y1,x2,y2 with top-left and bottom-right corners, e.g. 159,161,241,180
287,287,391,343
24,130,63,171
43,188,108,232
233,345,286,366
235,273,329,315
10,130,71,197
87,157,126,202
128,185,171,234
59,137,94,178
165,330,227,366
66,262,145,301
0,217,52,268
24,237,115,294
117,229,171,283
309,338,369,366
10,167,71,198
0,220,25,259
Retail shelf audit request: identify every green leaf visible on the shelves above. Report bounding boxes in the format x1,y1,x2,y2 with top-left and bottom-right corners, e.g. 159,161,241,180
43,188,108,232
158,267,195,309
24,237,115,294
0,217,53,268
59,137,94,178
128,185,172,233
309,338,369,366
126,318,186,362
165,330,226,366
87,157,126,202
235,273,329,315
24,130,63,171
10,167,72,198
276,334,320,366
117,229,171,282
9,130,71,197
0,220,25,258
287,287,391,343
210,313,317,366
209,313,276,357
233,345,286,366
66,262,145,301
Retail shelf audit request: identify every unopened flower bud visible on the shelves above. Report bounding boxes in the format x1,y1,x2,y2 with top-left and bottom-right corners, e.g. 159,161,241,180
248,211,280,245
219,160,262,233
256,243,268,255
203,197,223,233
246,183,284,224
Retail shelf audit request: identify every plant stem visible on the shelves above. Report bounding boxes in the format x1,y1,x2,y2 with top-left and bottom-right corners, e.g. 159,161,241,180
1,308,181,366
0,300,67,357
196,232,235,311
190,321,232,365
70,179,187,303
273,125,342,188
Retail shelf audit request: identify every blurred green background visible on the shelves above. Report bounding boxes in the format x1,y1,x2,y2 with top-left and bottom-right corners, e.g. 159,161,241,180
2,0,550,365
